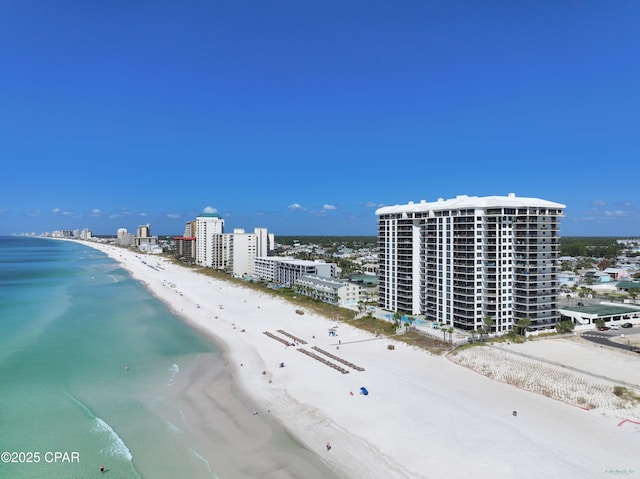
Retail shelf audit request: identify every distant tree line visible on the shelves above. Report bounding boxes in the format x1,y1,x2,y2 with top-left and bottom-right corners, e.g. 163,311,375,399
277,236,628,259
276,236,377,249
559,237,624,259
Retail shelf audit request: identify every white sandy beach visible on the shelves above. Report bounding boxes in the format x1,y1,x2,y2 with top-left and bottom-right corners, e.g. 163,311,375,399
83,242,640,479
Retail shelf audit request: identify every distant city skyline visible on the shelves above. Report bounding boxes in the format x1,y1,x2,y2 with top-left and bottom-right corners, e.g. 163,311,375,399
2,2,639,237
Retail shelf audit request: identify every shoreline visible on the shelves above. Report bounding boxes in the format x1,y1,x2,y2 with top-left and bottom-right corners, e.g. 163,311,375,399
85,241,340,478
79,241,640,478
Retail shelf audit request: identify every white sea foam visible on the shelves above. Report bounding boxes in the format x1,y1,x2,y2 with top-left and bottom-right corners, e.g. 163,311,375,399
67,392,141,477
93,417,133,461
167,362,179,385
166,420,182,434
68,393,134,462
187,446,220,479
66,391,96,418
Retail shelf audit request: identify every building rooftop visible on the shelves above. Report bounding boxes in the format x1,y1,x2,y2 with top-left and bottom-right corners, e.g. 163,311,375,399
298,275,346,288
560,303,640,317
376,193,566,216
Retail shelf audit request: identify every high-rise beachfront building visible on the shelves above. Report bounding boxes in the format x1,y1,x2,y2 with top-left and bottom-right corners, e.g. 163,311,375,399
376,194,566,334
196,213,225,268
183,221,196,238
137,224,151,238
135,223,157,248
174,221,197,263
194,211,275,274
253,227,275,259
228,227,275,278
116,228,135,247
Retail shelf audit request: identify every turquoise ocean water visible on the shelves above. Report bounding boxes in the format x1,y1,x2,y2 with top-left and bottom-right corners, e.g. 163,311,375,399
0,237,335,479
0,237,223,478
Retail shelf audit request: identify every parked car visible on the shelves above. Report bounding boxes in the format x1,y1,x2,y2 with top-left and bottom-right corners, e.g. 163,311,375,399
597,326,610,331
610,324,620,330
621,322,633,328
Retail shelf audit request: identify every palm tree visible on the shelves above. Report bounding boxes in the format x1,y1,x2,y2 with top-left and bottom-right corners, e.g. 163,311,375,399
392,311,402,330
476,325,487,341
447,327,455,344
483,316,495,336
515,317,531,337
471,328,479,343
406,315,415,331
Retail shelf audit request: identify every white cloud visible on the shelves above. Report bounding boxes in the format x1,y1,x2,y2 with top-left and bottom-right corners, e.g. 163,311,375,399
590,200,606,207
166,213,181,219
362,201,384,208
288,203,304,211
604,210,627,217
116,208,134,216
323,204,337,211
52,208,61,214
203,206,218,214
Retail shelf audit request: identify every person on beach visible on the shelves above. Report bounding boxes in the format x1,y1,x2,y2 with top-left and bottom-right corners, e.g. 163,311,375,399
326,442,331,451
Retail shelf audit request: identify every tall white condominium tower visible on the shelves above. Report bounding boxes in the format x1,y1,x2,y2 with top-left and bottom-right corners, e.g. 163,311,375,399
376,194,566,334
196,212,225,268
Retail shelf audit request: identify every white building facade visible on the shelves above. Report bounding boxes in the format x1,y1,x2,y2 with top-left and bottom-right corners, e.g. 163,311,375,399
254,256,336,286
196,213,225,268
376,194,566,333
226,228,275,277
195,216,274,275
116,228,135,247
295,275,362,308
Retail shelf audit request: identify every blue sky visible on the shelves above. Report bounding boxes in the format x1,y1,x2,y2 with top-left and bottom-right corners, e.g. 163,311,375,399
1,1,639,237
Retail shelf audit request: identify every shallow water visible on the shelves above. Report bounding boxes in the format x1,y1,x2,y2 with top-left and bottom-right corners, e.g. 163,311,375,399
0,237,338,478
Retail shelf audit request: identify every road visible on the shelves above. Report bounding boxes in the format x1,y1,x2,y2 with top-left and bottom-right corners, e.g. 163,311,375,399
580,326,640,353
